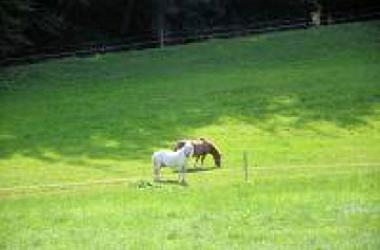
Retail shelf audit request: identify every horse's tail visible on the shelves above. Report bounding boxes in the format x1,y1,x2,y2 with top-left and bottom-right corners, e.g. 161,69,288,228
173,142,180,151
173,140,186,151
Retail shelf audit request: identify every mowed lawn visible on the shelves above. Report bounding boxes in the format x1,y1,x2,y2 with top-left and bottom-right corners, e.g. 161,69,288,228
0,21,380,249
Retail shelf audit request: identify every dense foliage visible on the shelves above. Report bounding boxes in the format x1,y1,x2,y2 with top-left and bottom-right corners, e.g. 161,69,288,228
1,0,379,60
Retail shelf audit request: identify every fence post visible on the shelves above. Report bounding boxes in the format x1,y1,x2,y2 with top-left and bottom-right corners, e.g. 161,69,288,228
160,29,165,48
243,151,248,182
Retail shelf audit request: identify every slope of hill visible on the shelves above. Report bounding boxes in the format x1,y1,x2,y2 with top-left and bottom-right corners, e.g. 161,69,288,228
0,21,379,249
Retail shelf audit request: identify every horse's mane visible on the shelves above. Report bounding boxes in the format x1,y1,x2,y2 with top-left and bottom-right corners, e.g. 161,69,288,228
199,138,221,157
175,138,221,158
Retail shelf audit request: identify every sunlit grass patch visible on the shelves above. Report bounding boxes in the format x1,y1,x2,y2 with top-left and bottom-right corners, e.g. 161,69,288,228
0,21,379,249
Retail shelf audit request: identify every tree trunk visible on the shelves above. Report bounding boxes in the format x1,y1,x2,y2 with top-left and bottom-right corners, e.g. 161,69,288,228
120,0,135,36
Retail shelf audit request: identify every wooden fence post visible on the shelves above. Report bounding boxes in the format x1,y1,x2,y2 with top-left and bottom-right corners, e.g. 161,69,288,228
160,29,165,48
243,151,248,182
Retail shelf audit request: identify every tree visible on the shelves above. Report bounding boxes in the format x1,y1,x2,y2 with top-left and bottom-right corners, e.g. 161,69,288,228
120,0,136,35
0,0,33,59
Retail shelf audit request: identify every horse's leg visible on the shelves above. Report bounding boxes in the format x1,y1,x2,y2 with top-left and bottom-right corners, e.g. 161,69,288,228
153,166,160,182
178,164,185,184
200,154,206,167
194,155,200,168
153,160,160,182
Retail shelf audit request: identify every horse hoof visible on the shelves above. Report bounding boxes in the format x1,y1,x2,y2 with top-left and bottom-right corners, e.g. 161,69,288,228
179,180,188,186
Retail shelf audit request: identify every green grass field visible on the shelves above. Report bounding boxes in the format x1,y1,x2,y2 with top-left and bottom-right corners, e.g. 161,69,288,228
1,21,380,249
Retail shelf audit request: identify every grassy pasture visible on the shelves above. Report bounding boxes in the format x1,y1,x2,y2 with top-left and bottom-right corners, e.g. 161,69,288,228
0,21,380,249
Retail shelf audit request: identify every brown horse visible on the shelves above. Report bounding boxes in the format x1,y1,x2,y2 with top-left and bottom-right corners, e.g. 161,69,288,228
174,138,222,167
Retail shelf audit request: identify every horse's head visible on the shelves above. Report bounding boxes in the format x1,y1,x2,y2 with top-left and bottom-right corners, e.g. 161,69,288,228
213,153,222,167
209,143,222,168
183,141,194,158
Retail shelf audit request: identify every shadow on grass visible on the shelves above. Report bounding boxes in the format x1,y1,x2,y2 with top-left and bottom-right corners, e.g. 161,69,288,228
155,180,188,187
0,22,379,167
184,167,218,173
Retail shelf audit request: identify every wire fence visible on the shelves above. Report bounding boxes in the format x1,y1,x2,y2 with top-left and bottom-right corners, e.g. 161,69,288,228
1,9,380,67
0,161,377,195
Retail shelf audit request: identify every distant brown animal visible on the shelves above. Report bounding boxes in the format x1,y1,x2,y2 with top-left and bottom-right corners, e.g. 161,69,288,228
174,138,222,167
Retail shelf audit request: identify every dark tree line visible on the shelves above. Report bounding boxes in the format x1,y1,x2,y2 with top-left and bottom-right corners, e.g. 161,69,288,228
1,0,379,60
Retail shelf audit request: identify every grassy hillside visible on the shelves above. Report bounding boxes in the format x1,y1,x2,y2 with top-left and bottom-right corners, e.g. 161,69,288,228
0,21,379,249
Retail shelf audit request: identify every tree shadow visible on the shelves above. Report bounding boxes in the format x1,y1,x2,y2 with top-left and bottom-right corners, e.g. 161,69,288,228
0,22,379,167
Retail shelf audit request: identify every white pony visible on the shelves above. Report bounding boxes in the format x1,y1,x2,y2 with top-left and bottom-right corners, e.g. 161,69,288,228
152,141,194,183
